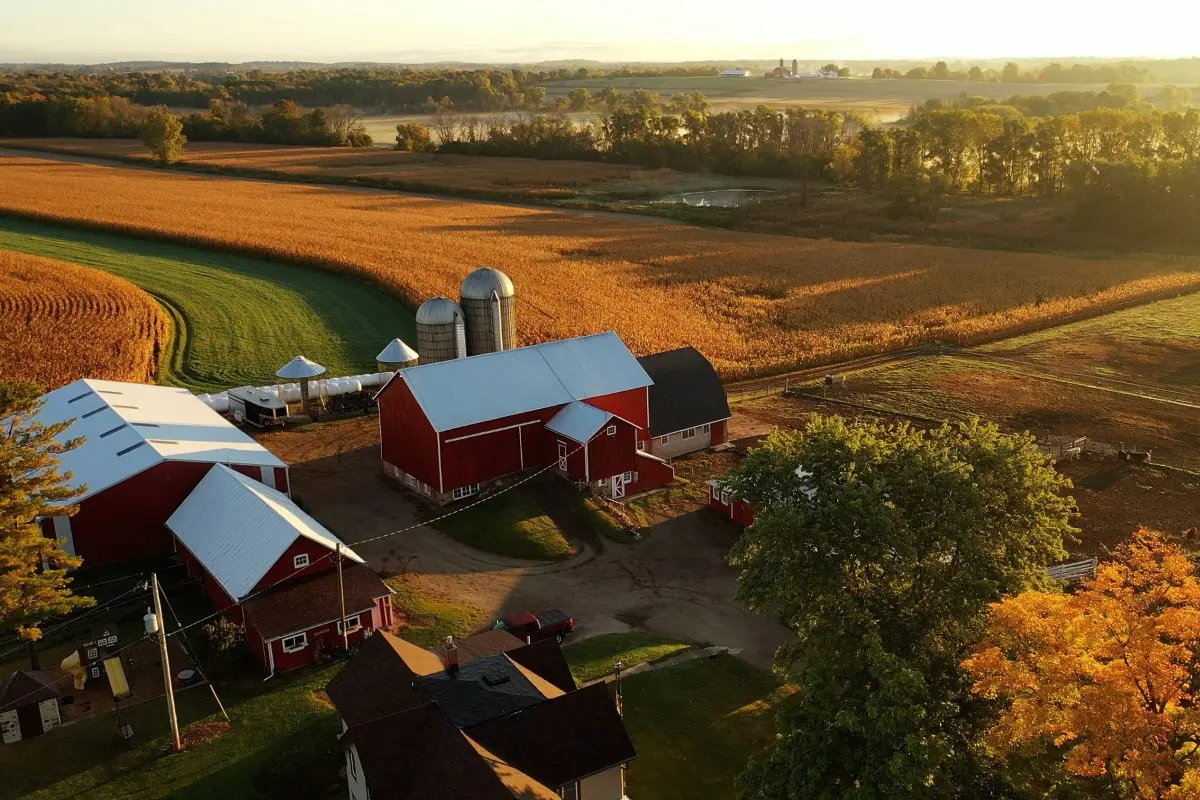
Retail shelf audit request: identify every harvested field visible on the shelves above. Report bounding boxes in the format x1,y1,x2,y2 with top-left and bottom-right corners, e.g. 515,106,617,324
4,149,1200,378
0,248,169,389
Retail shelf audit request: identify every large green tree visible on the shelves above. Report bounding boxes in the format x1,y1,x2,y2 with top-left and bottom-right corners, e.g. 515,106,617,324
138,105,187,164
0,381,92,645
727,416,1076,800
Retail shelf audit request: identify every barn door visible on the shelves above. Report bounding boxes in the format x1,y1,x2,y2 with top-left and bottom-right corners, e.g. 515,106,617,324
611,473,625,499
0,710,20,744
39,699,60,733
557,442,568,471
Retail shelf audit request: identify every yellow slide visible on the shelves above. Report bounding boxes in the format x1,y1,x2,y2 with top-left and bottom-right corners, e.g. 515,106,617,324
60,650,86,691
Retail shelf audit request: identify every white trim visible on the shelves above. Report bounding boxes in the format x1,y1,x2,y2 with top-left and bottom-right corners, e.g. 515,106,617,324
557,441,568,471
519,426,525,469
263,606,378,643
451,483,481,500
437,432,444,495
681,428,697,441
337,614,362,634
261,465,277,490
653,416,732,440
606,425,617,436
660,435,669,446
293,553,310,569
584,442,590,482
443,419,544,443
266,638,275,675
281,632,308,653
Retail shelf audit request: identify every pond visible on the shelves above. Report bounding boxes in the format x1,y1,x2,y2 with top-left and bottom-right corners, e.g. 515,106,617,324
653,189,775,208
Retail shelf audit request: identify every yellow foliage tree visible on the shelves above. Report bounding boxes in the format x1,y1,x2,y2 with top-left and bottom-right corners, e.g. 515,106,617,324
964,530,1200,799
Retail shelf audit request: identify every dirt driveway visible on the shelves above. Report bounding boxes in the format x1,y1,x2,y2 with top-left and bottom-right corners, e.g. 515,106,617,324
256,418,790,670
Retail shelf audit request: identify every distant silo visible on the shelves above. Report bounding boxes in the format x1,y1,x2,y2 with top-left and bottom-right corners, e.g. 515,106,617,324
415,297,467,364
460,267,516,356
376,338,420,372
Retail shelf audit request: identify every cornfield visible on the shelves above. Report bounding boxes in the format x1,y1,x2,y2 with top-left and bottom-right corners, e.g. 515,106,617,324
3,151,1200,379
0,248,170,389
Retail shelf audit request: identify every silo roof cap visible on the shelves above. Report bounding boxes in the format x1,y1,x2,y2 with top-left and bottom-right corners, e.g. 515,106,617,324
460,267,515,300
415,296,463,325
377,338,419,363
276,356,327,379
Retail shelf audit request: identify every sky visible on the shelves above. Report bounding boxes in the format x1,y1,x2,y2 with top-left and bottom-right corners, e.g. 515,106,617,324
4,0,1200,64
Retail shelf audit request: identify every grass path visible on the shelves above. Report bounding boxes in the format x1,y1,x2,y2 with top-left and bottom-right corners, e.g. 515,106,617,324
0,217,416,394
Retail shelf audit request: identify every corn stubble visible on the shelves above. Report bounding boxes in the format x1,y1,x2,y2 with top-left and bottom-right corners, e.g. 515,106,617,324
0,249,170,389
3,153,1199,379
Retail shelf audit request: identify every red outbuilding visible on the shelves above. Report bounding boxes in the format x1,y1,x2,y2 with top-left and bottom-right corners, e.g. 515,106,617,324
706,479,756,527
167,464,392,675
33,379,288,568
377,332,674,503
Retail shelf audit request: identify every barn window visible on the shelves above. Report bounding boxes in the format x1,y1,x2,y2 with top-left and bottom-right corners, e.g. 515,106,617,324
606,425,617,436
711,484,721,501
337,615,362,634
721,491,729,505
637,440,646,451
293,554,310,569
91,666,101,678
660,436,669,446
682,428,697,440
281,633,308,653
702,423,711,433
452,483,481,501
87,648,98,660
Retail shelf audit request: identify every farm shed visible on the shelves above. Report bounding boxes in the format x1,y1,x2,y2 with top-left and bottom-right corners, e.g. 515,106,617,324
376,331,674,504
326,631,634,800
706,479,756,527
33,379,287,568
637,347,731,458
0,671,61,744
167,464,392,675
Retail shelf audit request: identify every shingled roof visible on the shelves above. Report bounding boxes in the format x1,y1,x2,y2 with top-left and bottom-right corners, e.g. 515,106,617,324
325,631,441,728
637,347,730,437
0,670,58,712
242,563,388,641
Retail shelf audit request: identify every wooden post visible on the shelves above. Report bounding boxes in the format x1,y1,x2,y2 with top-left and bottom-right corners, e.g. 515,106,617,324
336,543,348,651
153,573,182,751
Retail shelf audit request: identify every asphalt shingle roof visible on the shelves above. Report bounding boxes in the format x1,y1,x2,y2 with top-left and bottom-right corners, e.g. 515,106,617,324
637,347,730,437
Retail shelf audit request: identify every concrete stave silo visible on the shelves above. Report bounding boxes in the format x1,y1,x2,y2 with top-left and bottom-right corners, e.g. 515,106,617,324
415,297,467,364
459,267,516,356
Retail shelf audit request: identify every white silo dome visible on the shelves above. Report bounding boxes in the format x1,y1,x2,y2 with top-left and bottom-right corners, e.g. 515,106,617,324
416,296,463,325
460,267,514,300
276,356,327,380
377,338,419,364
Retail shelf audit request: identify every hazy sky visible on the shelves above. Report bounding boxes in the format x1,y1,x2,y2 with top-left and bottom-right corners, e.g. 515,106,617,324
5,0,1199,64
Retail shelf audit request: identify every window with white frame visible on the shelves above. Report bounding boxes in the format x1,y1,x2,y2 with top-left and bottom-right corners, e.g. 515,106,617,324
452,483,481,501
682,427,697,440
660,435,669,445
721,491,729,504
711,484,721,501
702,423,711,433
622,471,634,483
606,425,617,436
637,440,646,451
293,553,310,569
337,615,362,635
281,633,308,653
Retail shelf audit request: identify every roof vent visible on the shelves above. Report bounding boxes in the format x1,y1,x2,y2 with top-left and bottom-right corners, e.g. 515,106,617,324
67,391,95,403
81,407,108,419
482,674,511,687
115,441,147,457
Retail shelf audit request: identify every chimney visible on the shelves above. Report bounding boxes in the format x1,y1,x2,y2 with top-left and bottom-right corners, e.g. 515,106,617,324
442,636,459,677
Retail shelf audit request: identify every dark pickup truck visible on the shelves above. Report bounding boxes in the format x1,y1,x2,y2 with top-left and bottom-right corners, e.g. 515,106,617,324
494,610,575,643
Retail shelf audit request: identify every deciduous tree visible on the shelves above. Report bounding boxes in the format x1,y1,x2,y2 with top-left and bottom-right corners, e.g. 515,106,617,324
138,105,186,164
727,416,1075,799
965,531,1200,799
0,381,93,645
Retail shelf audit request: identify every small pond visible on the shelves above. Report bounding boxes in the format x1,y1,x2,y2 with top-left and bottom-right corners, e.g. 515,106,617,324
653,189,775,208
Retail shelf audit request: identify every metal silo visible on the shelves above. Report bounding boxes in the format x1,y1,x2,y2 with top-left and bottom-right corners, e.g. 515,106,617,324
415,297,467,364
376,338,420,372
459,267,516,356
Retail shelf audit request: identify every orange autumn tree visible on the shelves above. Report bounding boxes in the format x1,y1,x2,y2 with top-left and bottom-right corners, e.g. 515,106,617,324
964,530,1200,799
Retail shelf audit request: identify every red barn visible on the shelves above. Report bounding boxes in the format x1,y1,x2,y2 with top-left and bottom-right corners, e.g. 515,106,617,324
706,479,756,526
377,332,673,503
167,465,392,675
32,379,288,568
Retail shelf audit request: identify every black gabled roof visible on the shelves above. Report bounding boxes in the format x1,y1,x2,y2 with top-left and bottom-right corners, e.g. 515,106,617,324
416,654,546,729
507,639,577,694
465,682,636,789
637,347,730,437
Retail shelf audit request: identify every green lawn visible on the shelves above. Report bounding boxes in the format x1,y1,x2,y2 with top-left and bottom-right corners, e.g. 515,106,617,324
0,216,416,393
0,666,342,800
622,654,792,800
385,576,483,648
563,632,691,684
435,490,574,560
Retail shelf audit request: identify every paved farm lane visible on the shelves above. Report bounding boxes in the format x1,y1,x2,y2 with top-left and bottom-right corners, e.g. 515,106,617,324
0,216,416,394
257,417,791,671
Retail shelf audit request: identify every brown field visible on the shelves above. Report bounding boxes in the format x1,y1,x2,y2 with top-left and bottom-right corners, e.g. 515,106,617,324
0,249,170,389
3,149,1200,378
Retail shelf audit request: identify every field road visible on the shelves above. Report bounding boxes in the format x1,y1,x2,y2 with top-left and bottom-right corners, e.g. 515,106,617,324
257,419,791,671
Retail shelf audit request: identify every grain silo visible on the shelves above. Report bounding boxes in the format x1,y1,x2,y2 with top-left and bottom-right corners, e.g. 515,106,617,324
459,267,516,356
415,297,467,364
376,338,420,372
276,355,327,418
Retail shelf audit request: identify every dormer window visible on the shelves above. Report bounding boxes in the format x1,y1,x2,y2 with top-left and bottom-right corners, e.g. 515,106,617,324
293,553,310,569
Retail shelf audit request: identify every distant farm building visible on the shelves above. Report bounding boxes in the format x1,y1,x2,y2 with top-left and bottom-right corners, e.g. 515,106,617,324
168,464,392,675
34,379,287,567
638,347,731,458
720,69,753,77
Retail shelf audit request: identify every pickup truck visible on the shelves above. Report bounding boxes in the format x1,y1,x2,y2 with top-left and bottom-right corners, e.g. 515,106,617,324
494,610,575,643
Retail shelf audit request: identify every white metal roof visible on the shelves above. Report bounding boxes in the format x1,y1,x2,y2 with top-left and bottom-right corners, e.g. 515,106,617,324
545,402,613,443
167,464,364,600
29,379,286,507
399,332,652,432
276,356,327,379
376,338,419,364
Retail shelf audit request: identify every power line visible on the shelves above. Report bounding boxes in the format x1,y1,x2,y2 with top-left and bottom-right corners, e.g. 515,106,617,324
0,584,146,663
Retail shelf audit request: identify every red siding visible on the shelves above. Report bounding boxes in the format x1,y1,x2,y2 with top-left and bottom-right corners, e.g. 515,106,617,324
274,467,290,495
585,388,649,431
708,487,755,527
438,406,561,492
711,420,728,446
257,605,378,673
627,452,675,494
548,434,588,480
586,418,638,481
378,377,441,490
250,536,338,595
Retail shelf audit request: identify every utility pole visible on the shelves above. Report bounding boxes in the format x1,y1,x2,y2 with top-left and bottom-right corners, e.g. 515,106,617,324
336,542,348,651
152,573,181,751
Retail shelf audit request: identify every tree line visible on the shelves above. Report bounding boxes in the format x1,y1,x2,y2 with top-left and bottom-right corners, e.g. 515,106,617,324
871,60,1153,84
